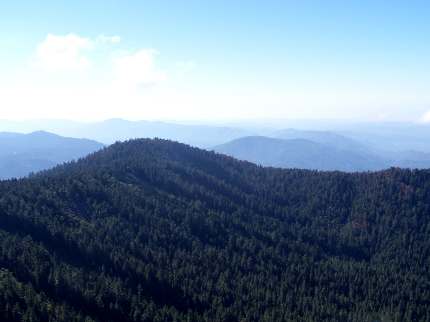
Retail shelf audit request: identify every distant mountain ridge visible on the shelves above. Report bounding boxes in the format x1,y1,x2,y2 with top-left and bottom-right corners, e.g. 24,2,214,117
214,136,387,171
273,128,369,152
214,131,430,171
2,118,430,152
1,121,430,173
0,131,103,179
0,118,253,148
25,118,252,148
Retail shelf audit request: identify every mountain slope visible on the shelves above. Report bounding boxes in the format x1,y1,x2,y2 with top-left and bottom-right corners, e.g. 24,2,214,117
0,131,103,179
214,136,386,171
0,139,429,321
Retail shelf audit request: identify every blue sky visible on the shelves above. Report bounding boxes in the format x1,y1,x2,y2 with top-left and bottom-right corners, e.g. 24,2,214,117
0,1,429,122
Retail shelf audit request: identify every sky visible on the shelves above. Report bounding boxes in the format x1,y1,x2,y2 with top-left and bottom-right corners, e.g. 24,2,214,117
0,0,429,122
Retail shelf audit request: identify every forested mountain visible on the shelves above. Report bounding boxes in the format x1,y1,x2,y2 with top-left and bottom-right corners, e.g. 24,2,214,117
214,136,386,171
0,139,429,321
0,131,103,179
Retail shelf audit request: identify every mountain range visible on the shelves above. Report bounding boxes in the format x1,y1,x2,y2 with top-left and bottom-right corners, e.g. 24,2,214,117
0,138,428,321
5,118,430,152
1,121,430,177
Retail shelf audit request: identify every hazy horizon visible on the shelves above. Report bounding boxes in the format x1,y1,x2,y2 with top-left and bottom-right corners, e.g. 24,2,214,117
0,116,429,134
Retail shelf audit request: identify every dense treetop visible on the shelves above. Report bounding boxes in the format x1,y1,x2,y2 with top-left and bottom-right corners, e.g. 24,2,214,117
0,138,429,321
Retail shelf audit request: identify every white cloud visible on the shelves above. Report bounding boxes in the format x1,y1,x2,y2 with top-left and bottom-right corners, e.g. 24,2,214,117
33,33,94,72
419,110,430,123
0,33,175,120
96,34,121,44
113,49,167,87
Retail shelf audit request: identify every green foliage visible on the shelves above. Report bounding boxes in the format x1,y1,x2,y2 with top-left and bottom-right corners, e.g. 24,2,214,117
0,139,429,321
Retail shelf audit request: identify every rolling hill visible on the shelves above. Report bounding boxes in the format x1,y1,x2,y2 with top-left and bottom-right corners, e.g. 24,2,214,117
0,139,429,321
